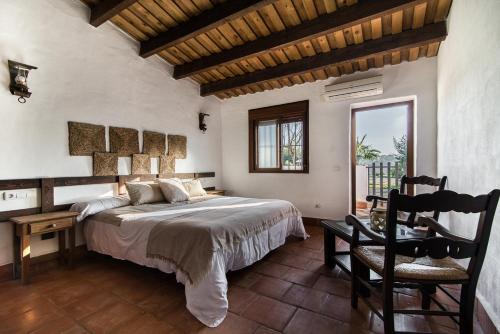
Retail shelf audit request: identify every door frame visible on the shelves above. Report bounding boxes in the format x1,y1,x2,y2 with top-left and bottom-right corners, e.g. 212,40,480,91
350,100,415,214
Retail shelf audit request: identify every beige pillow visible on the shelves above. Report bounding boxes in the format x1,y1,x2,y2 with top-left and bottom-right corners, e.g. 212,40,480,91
158,178,190,203
126,182,165,206
182,179,207,197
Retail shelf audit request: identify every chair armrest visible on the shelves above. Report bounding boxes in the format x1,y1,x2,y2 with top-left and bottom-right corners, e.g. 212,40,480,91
366,195,388,203
345,214,386,244
420,217,472,243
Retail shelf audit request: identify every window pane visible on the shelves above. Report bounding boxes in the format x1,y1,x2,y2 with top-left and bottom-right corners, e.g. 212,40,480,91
281,121,303,171
257,120,278,168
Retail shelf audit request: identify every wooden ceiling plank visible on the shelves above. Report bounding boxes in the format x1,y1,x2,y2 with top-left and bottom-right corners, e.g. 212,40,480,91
140,0,279,57
391,10,403,34
90,0,138,27
174,0,426,79
434,0,452,22
200,22,447,96
412,2,427,28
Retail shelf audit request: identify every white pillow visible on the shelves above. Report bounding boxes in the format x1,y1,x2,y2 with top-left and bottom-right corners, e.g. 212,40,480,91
158,178,190,203
182,179,207,197
126,182,165,206
70,196,130,222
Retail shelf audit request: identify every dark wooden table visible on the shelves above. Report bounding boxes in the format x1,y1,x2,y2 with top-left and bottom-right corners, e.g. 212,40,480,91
321,219,427,276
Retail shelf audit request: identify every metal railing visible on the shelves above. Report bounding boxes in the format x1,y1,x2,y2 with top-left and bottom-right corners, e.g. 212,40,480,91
367,162,405,197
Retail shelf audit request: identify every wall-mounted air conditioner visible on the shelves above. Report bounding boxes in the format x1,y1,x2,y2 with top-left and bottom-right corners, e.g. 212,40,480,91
321,76,383,102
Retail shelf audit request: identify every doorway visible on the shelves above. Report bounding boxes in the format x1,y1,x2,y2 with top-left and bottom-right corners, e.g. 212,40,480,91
351,101,414,216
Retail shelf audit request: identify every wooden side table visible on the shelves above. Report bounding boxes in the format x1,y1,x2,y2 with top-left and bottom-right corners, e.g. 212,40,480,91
207,189,226,196
10,211,79,284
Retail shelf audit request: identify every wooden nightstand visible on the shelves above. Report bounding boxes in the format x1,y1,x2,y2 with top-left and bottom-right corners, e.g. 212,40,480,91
207,189,226,196
10,211,79,284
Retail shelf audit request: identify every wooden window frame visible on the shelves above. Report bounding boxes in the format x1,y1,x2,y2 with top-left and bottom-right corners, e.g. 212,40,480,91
350,100,415,214
249,100,309,174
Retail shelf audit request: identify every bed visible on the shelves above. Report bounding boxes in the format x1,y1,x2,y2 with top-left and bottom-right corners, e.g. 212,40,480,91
78,195,307,327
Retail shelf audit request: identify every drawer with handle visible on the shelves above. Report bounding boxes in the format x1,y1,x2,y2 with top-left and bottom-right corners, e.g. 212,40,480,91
29,218,73,235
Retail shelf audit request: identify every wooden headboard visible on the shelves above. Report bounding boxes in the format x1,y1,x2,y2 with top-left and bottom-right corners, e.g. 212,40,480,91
0,172,215,222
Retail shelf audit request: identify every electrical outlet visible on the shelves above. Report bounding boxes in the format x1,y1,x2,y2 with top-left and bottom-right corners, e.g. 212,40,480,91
2,191,28,201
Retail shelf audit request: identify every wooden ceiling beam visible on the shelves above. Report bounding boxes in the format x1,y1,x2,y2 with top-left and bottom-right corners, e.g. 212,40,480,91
140,0,279,58
90,0,138,27
174,0,428,79
200,22,447,96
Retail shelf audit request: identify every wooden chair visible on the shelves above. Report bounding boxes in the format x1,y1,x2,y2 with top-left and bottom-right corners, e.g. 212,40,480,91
348,189,500,334
366,175,448,227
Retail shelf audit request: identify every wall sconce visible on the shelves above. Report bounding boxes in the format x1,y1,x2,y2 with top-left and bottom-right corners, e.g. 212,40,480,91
8,60,37,103
199,112,210,133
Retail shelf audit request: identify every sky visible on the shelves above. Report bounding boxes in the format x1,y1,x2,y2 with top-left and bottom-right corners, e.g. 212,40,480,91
356,105,407,155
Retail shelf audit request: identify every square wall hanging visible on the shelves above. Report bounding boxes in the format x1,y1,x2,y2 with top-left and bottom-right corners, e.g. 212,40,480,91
143,131,166,157
167,135,187,159
93,152,118,176
132,154,151,174
68,122,106,156
159,154,176,174
109,126,139,156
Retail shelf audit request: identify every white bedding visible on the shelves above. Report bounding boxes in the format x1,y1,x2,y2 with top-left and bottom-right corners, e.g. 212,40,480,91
82,196,307,327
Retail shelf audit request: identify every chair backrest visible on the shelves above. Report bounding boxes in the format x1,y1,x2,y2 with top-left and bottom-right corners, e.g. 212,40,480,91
400,175,447,195
399,175,447,224
385,189,500,281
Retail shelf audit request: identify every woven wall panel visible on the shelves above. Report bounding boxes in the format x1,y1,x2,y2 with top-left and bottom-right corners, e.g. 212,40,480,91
132,154,151,174
143,131,166,157
159,155,176,174
93,152,118,176
68,122,106,156
109,126,139,156
168,135,187,159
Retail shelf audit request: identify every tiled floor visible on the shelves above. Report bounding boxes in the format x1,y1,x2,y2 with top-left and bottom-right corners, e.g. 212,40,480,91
0,225,485,334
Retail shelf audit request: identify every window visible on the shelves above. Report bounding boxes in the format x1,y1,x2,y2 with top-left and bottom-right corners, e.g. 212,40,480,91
249,100,309,173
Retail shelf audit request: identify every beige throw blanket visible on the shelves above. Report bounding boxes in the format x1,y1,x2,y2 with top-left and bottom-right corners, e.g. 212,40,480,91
138,197,299,286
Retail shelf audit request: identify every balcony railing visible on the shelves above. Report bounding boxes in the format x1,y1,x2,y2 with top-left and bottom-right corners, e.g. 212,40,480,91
366,162,405,198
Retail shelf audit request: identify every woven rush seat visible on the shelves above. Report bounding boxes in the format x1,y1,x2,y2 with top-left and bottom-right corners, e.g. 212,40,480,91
354,246,469,281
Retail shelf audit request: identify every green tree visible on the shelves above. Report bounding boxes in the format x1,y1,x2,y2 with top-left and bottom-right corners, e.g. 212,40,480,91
356,134,381,163
393,135,407,172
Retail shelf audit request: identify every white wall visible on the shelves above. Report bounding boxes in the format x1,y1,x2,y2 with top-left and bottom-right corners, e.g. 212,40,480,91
0,0,222,265
221,58,438,219
437,0,500,329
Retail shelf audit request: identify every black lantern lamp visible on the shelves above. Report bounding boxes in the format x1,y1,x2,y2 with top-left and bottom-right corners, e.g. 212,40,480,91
199,112,210,133
8,60,37,103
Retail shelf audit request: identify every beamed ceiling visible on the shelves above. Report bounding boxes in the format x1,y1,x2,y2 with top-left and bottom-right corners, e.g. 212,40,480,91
81,0,452,99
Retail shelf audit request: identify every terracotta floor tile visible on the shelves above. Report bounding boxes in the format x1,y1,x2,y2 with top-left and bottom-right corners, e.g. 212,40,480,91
281,284,311,306
164,307,206,333
269,253,312,271
253,326,281,334
0,293,52,318
320,293,370,325
250,276,293,299
283,308,344,334
29,315,87,334
252,261,290,278
313,275,351,298
282,267,319,287
242,295,296,331
111,313,178,334
63,291,122,320
138,286,186,319
227,286,258,315
1,304,63,334
228,271,263,289
110,277,158,304
47,280,98,306
80,300,144,334
197,312,259,334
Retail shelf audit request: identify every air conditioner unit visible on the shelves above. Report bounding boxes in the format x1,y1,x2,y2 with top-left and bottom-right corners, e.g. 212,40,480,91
321,76,383,102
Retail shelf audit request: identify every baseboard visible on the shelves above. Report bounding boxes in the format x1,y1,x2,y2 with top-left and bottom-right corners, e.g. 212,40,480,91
0,245,88,283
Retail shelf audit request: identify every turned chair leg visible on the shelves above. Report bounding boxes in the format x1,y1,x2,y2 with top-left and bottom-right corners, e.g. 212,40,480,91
350,255,358,309
421,284,436,309
383,280,395,334
459,284,475,334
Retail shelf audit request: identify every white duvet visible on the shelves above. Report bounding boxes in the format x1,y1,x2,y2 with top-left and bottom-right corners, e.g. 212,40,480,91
82,196,307,327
